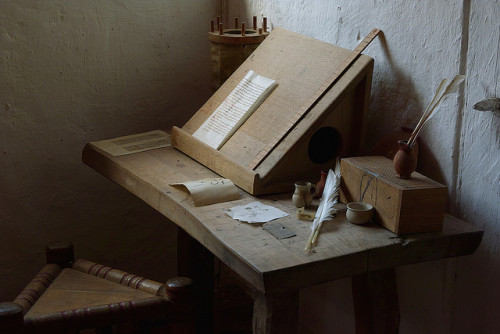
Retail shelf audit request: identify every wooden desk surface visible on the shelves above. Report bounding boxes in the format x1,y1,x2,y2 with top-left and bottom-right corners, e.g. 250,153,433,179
82,144,482,295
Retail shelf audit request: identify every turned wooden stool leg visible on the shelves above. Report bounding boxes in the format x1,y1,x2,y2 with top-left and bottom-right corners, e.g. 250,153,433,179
0,302,24,333
177,228,214,333
46,241,74,268
252,290,299,334
163,277,196,333
352,268,400,334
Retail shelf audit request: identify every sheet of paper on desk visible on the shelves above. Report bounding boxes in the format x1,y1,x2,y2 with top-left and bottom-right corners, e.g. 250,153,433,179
91,130,171,156
225,201,288,224
171,178,240,207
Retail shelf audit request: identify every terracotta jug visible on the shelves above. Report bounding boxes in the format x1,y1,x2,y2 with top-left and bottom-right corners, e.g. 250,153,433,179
393,140,418,179
315,170,328,198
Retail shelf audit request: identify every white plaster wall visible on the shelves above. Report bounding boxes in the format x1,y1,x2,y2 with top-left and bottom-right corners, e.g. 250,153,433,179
0,0,216,300
454,1,500,333
227,0,499,333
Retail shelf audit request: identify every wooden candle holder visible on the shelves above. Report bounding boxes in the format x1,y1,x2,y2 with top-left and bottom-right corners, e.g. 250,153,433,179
209,16,270,90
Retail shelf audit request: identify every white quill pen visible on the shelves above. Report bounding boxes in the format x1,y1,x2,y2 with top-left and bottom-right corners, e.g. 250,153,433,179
305,160,341,252
407,75,465,147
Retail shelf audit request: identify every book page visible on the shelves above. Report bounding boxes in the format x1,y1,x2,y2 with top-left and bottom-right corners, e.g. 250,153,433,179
193,70,277,149
91,130,170,156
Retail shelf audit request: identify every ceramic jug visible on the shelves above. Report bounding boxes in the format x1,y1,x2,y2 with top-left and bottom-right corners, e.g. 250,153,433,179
292,182,319,208
393,140,418,179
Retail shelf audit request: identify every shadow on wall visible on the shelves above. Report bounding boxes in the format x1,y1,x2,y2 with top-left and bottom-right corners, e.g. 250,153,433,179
416,139,446,185
367,32,447,185
366,31,424,152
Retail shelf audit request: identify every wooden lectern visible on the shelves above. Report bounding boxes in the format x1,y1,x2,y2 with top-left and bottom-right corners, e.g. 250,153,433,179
172,28,374,194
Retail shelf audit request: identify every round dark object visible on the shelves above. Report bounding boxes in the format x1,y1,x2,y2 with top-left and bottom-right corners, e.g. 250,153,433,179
308,127,341,164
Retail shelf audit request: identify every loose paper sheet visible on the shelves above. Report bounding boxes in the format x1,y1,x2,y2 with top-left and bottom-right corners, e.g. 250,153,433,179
193,70,278,149
171,178,240,207
225,201,288,224
91,130,171,156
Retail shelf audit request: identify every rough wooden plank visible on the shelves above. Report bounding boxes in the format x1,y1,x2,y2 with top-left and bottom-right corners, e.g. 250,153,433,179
171,126,260,194
247,28,380,170
82,144,483,295
181,28,353,167
254,59,372,193
82,143,267,293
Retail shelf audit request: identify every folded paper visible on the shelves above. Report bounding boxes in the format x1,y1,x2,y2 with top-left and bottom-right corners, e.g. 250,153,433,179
171,178,240,207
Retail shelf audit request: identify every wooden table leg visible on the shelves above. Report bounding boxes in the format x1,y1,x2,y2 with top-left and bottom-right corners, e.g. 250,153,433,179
177,228,214,334
351,268,400,334
252,290,299,334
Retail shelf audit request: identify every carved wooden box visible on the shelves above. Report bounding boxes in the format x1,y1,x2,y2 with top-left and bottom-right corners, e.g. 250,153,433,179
340,156,447,234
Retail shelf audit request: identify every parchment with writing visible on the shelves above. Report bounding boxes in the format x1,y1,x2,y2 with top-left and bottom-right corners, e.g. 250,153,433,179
91,130,171,156
225,201,289,224
193,70,278,149
171,178,240,207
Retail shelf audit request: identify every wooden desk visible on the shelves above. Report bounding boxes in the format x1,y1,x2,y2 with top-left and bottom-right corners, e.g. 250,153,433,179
82,144,482,334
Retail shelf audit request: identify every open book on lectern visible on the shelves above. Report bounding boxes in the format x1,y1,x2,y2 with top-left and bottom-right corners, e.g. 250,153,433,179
192,70,277,150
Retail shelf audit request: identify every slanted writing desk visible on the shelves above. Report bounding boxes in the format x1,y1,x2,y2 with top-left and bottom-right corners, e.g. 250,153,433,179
82,143,482,334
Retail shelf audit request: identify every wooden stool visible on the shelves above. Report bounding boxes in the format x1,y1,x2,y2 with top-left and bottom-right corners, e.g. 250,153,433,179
0,241,195,333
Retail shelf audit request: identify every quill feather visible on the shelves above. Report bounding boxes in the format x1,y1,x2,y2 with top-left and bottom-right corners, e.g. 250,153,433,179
305,161,341,251
408,75,465,147
407,79,448,145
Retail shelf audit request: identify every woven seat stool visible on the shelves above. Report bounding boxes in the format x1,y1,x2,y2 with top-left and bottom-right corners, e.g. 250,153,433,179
0,241,195,333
